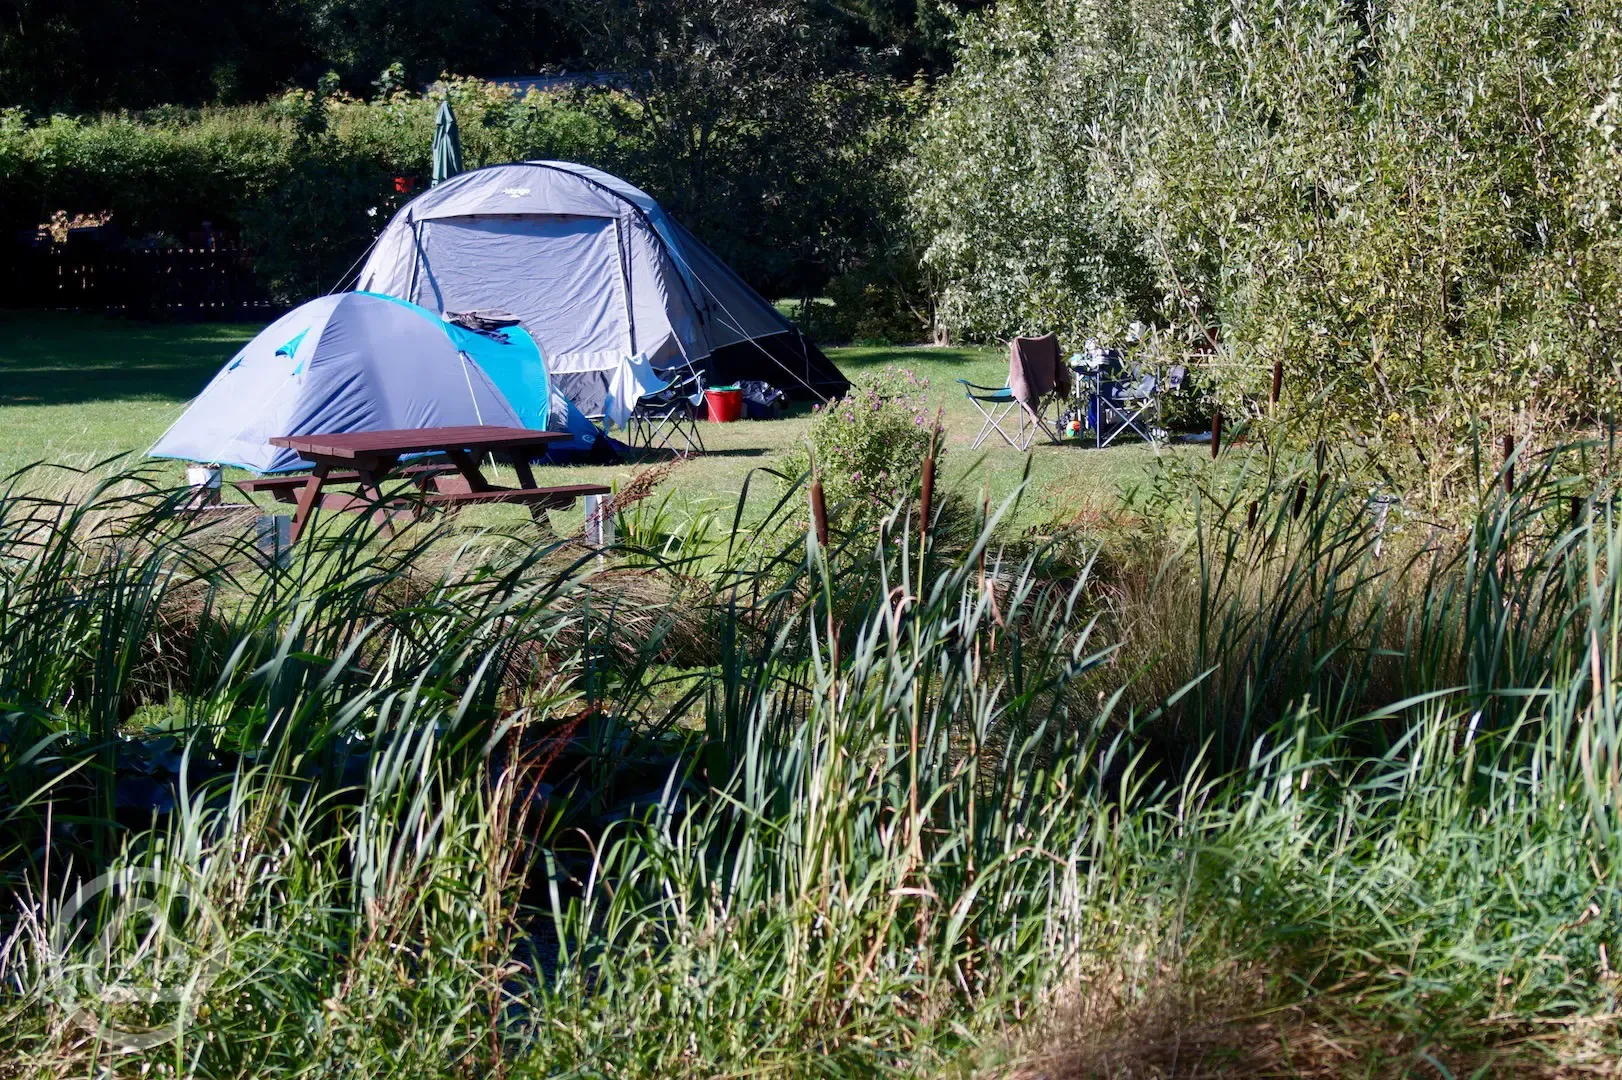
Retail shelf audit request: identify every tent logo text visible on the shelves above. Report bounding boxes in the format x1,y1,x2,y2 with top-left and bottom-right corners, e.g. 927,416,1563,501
502,187,531,198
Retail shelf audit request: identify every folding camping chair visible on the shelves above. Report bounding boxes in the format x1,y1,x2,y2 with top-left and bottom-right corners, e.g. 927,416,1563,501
625,366,707,456
960,381,1049,450
1090,363,1186,448
960,333,1069,450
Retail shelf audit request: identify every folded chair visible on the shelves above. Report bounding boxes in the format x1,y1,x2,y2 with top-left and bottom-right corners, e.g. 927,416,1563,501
625,366,707,456
960,333,1070,450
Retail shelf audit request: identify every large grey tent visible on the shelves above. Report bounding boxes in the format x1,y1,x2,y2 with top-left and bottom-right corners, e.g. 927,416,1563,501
354,161,847,414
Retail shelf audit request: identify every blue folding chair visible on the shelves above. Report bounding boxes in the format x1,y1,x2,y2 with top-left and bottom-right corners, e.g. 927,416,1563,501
1088,363,1185,448
959,379,1046,450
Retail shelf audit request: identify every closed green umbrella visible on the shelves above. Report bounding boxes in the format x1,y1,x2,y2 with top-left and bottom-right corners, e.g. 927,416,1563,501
431,100,462,187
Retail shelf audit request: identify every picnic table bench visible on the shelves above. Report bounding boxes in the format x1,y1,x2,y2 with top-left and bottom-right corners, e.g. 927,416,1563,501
236,462,457,502
239,425,611,542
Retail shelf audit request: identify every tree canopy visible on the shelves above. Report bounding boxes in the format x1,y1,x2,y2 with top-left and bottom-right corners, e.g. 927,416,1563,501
912,0,1622,473
0,0,979,114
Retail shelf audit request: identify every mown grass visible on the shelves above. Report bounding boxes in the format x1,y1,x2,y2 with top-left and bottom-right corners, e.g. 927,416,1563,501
0,435,1618,1077
0,313,1171,530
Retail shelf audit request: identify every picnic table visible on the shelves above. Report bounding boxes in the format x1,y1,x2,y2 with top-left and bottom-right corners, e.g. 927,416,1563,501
237,425,611,542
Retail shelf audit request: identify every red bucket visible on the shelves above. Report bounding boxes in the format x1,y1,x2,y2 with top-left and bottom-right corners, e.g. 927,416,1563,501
704,387,744,423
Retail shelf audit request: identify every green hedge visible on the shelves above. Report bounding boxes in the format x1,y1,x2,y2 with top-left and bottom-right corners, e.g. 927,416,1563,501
0,81,670,303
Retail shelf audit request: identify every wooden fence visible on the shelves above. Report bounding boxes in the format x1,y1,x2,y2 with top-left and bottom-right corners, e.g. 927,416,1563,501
4,244,280,319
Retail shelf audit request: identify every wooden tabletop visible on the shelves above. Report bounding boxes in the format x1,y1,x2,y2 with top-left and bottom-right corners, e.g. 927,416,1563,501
269,425,566,460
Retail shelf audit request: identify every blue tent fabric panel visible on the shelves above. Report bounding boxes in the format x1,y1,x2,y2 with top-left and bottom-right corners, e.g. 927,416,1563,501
354,289,555,430
440,319,552,431
275,328,309,359
149,293,524,473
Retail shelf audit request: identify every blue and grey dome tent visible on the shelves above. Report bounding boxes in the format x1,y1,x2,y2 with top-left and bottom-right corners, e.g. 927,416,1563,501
354,160,848,412
149,291,598,473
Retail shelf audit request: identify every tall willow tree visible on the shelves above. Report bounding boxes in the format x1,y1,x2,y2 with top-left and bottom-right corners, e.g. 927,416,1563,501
908,0,1163,345
914,0,1622,477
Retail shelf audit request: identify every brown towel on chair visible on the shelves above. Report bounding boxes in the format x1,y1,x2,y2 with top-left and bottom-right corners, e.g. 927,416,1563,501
1008,334,1070,410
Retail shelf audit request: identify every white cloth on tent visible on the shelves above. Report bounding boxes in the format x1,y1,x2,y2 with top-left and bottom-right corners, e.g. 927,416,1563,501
549,349,626,420
601,351,670,430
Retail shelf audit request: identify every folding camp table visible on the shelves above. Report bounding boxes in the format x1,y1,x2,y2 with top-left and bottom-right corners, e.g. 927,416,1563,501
242,425,609,542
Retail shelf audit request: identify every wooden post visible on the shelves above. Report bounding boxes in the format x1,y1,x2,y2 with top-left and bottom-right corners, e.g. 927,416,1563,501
288,462,331,544
1270,360,1283,409
1211,410,1223,460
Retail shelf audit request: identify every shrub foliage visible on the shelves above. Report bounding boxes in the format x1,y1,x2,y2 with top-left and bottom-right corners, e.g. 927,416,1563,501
1,65,909,306
912,0,1622,468
780,366,942,528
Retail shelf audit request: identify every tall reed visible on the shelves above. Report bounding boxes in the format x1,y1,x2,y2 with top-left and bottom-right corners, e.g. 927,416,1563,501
0,451,1619,1076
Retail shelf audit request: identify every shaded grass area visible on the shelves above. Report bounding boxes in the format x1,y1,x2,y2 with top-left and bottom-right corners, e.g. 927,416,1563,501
0,312,257,406
0,314,1172,527
0,313,257,479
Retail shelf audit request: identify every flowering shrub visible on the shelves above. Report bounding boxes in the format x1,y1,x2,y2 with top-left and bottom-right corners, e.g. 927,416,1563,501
781,367,943,529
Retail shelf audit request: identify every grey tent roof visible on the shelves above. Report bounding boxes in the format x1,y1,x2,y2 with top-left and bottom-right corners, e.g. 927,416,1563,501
355,161,846,405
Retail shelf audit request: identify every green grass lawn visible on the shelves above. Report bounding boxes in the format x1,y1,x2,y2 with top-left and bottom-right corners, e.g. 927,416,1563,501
0,311,1179,528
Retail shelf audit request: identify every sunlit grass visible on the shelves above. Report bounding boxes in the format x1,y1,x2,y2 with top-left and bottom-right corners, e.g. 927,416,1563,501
0,314,1171,530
